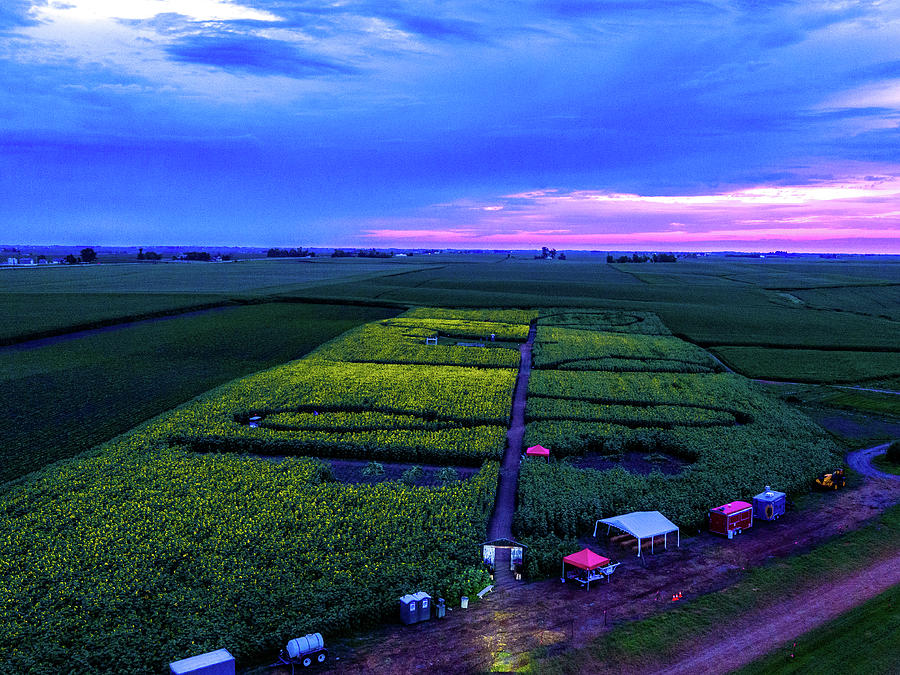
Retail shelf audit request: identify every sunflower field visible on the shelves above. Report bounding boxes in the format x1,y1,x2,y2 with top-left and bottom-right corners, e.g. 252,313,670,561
515,310,842,576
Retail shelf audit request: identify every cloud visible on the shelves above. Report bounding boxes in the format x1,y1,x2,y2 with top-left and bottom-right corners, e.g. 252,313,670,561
0,1,36,33
165,36,357,77
381,13,484,42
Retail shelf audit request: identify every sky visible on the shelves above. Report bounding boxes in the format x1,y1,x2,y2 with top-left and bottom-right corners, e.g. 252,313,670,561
2,1,900,252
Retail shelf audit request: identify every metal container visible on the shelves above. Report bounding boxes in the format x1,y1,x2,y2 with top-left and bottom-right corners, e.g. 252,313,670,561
170,649,235,675
436,598,446,618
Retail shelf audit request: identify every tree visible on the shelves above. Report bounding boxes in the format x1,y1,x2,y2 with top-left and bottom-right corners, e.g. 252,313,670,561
137,248,145,260
80,248,97,263
65,254,79,265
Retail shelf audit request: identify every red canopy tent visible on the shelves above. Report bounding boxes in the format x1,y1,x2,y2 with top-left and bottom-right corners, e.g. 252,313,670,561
561,548,615,589
526,445,550,460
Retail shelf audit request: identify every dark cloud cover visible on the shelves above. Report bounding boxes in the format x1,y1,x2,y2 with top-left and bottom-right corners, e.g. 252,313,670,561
165,36,356,77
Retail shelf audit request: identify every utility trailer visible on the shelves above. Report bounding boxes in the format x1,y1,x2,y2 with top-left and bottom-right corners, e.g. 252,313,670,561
275,633,328,670
709,500,753,539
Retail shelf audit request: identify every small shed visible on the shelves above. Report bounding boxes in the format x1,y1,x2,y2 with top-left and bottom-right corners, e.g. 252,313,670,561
481,537,527,575
752,486,786,521
170,649,235,675
425,336,438,346
525,445,550,461
594,511,680,557
561,548,613,590
709,500,753,539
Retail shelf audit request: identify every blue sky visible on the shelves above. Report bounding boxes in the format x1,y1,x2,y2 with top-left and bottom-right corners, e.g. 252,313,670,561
2,1,900,251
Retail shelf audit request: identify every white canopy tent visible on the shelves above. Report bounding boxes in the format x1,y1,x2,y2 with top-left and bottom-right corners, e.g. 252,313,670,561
594,511,680,557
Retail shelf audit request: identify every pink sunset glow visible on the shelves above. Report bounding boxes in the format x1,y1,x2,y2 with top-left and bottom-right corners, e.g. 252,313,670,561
362,172,900,252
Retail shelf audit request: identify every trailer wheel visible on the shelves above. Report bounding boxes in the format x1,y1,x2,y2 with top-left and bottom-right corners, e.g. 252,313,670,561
302,656,312,667
317,652,327,663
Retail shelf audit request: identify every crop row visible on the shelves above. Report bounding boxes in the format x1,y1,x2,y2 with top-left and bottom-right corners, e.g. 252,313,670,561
533,326,720,371
307,319,522,368
526,397,740,428
164,359,517,463
537,310,671,335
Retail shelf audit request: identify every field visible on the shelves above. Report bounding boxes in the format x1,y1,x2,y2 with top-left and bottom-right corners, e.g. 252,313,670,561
735,585,900,674
0,303,399,484
0,308,537,672
514,311,841,575
1,256,898,673
165,309,533,465
4,255,899,382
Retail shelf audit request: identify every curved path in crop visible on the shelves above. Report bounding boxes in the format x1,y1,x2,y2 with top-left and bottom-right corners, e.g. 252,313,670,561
847,441,900,480
486,322,537,542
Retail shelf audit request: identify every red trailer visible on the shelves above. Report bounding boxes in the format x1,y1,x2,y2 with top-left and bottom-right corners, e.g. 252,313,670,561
709,500,753,539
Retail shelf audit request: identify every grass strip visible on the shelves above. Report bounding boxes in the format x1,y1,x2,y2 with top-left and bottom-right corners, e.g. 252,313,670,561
529,502,900,673
732,584,900,675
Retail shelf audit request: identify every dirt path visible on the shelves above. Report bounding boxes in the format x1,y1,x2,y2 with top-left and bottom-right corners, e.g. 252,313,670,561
847,442,900,480
486,322,537,540
653,553,900,675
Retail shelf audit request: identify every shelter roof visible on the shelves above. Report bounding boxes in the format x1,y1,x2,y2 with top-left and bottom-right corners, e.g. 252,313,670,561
599,511,679,540
562,548,610,570
526,445,550,456
481,537,528,549
710,501,752,515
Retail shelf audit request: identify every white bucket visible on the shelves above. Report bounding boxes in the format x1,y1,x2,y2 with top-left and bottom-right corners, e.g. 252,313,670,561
460,596,469,609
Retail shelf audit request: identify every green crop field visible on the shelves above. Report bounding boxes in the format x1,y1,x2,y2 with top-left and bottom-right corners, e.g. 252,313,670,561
710,346,900,384
163,309,534,465
2,256,898,673
514,310,840,576
0,307,533,672
5,256,899,382
0,303,398,484
0,258,423,341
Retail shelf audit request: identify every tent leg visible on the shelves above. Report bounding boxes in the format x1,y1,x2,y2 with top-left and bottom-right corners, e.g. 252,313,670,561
652,536,654,555
678,530,680,548
637,537,641,557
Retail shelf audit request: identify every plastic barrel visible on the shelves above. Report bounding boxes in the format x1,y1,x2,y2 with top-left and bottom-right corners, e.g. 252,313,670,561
287,634,324,660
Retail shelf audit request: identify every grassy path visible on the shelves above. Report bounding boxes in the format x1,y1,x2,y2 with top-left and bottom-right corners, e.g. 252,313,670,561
653,553,900,675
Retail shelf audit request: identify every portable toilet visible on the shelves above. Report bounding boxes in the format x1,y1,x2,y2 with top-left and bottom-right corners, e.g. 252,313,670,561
709,501,753,539
752,486,786,521
412,591,432,622
170,649,235,675
399,593,420,625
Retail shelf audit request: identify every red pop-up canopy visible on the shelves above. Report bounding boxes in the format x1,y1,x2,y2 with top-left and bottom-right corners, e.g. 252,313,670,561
526,445,550,457
561,548,613,590
563,548,610,570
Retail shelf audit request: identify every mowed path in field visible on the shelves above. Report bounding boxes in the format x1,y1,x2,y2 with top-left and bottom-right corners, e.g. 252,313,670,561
652,553,900,675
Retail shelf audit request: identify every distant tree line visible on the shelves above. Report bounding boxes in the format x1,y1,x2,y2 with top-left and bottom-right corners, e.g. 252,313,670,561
607,253,677,263
137,248,162,261
331,248,394,258
64,248,97,264
536,247,566,260
266,247,315,258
